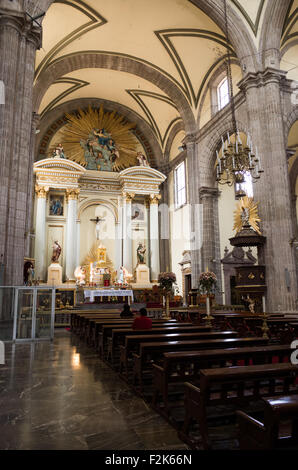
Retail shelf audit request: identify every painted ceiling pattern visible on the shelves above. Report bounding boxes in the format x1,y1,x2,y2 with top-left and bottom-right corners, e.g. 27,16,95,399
35,0,277,156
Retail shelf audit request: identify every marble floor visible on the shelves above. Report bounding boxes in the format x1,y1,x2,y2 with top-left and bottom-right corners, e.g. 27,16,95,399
0,330,188,450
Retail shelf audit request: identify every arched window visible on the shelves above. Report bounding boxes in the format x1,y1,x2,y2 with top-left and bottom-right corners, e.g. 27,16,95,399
174,161,186,208
217,77,230,110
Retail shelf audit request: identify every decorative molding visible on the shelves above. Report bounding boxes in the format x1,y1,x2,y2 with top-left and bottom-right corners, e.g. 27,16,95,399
35,184,49,198
34,0,107,79
66,188,80,201
126,89,182,150
40,77,90,118
230,0,266,37
149,194,162,205
154,28,234,107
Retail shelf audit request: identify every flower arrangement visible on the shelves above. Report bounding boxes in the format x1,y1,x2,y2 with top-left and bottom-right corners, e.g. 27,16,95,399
158,272,176,292
199,271,217,294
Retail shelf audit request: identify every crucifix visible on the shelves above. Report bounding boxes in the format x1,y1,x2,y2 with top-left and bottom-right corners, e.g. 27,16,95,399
90,215,105,240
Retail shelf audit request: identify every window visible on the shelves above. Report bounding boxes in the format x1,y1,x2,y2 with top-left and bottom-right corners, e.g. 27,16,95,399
174,161,186,208
217,77,230,110
235,171,253,198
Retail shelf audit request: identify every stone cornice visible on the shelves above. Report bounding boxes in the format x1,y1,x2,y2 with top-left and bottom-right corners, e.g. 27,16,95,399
199,186,220,199
238,68,288,93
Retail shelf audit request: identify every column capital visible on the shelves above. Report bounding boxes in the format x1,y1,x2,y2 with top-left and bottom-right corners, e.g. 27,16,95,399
0,12,42,49
149,194,161,205
238,67,288,93
35,185,49,198
66,188,80,201
199,186,220,200
123,192,135,202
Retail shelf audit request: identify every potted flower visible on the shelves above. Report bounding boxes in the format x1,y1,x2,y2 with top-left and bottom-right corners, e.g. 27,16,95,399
158,272,176,318
198,271,217,321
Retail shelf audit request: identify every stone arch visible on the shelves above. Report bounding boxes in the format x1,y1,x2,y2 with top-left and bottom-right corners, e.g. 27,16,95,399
201,117,249,187
36,97,164,168
30,0,257,72
163,120,185,164
78,198,118,223
189,0,258,72
33,52,196,135
259,0,292,68
197,57,241,125
284,106,298,138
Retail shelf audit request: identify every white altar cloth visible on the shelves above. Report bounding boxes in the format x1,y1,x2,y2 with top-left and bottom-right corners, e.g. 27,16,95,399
84,289,134,303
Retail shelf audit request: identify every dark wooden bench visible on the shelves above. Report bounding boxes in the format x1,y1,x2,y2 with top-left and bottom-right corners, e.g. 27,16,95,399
152,344,292,418
132,337,268,391
107,325,212,364
237,394,298,449
98,322,193,356
178,363,298,449
92,319,185,349
118,331,237,374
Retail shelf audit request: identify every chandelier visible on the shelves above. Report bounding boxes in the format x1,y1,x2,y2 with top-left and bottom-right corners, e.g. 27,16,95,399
216,0,264,197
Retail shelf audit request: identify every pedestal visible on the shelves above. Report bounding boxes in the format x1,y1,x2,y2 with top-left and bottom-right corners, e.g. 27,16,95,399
135,264,150,284
47,263,63,286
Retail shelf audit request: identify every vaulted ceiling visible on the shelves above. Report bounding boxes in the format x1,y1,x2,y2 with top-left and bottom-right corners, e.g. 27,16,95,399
35,0,295,162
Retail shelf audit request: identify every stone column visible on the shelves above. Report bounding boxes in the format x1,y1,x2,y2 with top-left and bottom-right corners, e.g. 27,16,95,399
159,181,171,272
65,189,80,282
0,11,41,284
25,112,40,258
239,68,298,312
122,193,134,273
199,187,223,303
76,219,81,268
149,194,161,282
34,185,49,281
185,138,202,288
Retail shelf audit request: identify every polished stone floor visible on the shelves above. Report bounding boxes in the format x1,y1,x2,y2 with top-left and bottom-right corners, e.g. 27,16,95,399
0,330,188,450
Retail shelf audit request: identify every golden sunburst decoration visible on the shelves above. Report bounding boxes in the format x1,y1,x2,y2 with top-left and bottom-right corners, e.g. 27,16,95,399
233,196,262,235
50,105,138,171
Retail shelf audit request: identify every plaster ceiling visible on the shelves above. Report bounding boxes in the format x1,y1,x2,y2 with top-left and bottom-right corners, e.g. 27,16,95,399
35,0,270,154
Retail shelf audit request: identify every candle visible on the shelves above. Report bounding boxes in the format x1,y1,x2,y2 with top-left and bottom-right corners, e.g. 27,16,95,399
262,295,266,314
227,131,230,144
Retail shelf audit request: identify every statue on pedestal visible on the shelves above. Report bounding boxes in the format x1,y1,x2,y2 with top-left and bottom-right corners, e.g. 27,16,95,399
137,243,146,264
51,240,61,263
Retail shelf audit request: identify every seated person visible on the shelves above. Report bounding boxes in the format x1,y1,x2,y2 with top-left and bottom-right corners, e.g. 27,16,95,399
120,304,134,318
132,308,152,330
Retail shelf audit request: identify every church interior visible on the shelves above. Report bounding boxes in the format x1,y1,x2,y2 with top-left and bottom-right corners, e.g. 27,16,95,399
1,0,298,453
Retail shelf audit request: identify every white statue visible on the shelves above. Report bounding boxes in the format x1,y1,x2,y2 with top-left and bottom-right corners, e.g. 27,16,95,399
74,266,86,286
136,152,150,167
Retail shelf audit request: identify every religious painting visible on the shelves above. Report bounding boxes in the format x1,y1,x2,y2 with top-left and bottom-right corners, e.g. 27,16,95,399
56,105,139,172
49,195,64,216
131,203,144,221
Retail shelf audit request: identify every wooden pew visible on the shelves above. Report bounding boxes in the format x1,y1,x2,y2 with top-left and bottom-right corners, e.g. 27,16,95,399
107,325,212,364
236,394,298,450
86,318,176,346
91,319,187,349
178,363,298,450
151,344,292,418
97,322,193,356
132,337,268,392
118,331,237,375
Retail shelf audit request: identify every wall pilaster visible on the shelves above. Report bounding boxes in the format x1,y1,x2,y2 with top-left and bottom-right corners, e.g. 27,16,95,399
239,68,298,312
0,11,41,284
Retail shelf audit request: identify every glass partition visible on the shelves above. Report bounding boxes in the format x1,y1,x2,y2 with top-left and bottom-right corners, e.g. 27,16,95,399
0,287,15,341
0,287,55,342
15,289,34,340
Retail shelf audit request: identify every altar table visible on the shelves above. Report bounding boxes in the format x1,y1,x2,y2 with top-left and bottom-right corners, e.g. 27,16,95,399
84,289,134,304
